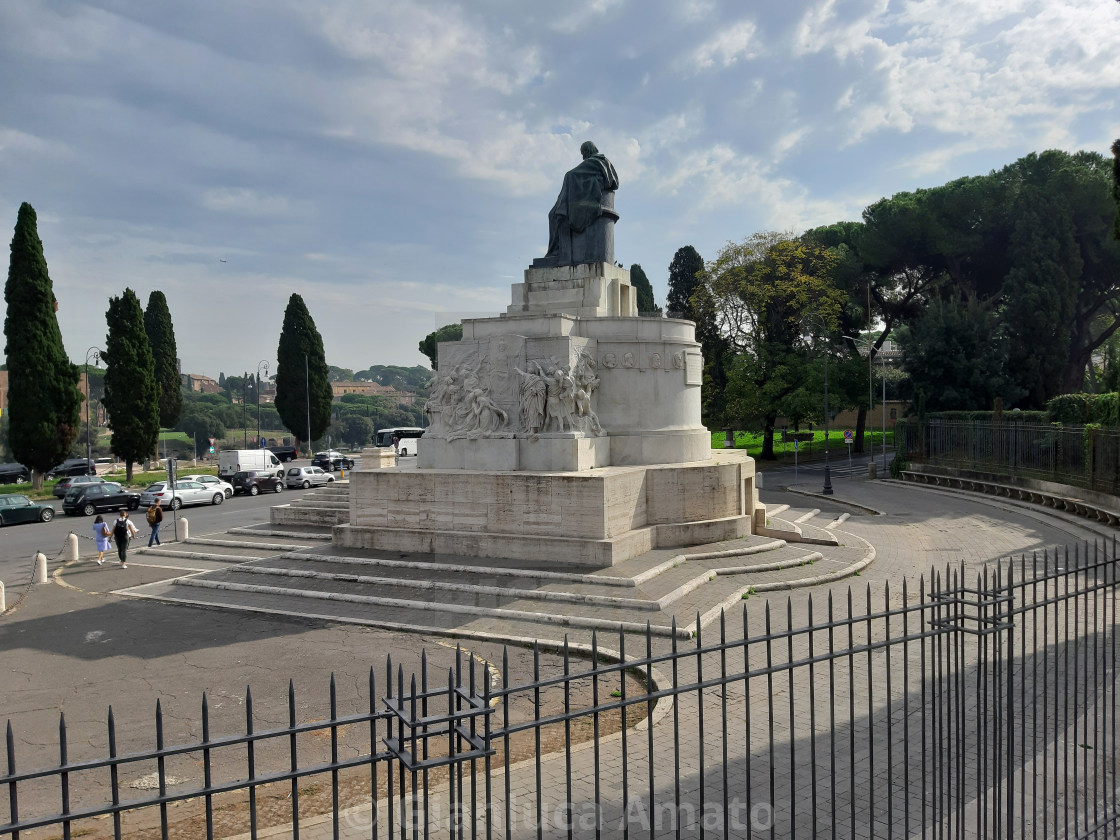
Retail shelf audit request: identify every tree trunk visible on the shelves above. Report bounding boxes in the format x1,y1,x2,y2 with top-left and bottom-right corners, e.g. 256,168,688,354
32,469,44,491
854,405,867,455
761,415,777,460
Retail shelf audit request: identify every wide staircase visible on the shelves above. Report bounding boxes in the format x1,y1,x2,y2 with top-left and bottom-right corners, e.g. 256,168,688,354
125,488,873,647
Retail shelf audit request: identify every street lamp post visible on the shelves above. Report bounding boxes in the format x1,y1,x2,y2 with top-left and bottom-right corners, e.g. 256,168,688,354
804,316,833,495
84,347,102,469
305,354,312,456
845,335,889,474
256,360,269,448
241,372,248,448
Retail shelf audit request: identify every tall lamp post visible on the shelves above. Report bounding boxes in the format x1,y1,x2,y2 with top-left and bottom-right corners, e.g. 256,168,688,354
803,316,833,495
84,347,102,469
845,335,888,474
256,360,269,448
305,354,312,456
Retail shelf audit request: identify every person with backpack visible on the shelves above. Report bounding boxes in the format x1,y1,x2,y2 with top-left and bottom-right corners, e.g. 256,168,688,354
146,502,164,547
112,508,138,568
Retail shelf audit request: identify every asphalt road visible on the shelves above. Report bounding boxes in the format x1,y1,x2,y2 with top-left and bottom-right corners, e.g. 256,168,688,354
0,476,331,588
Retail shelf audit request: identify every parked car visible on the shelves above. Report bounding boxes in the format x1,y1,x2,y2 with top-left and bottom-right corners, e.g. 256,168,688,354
268,445,300,462
47,458,96,478
53,474,108,499
62,482,141,517
0,493,55,525
139,480,225,510
230,470,284,496
285,466,335,489
180,474,235,499
311,451,355,471
0,463,30,485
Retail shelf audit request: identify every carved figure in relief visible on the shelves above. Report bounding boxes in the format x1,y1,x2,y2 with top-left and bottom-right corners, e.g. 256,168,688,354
572,352,603,434
544,368,570,432
426,358,511,440
514,361,548,434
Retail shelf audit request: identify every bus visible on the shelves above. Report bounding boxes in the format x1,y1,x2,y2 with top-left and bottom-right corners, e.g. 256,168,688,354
375,427,425,456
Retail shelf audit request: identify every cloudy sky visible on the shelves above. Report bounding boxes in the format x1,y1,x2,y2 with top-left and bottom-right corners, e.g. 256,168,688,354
2,0,1118,378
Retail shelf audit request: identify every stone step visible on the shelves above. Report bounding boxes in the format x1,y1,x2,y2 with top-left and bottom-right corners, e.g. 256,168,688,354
756,505,840,546
124,525,872,647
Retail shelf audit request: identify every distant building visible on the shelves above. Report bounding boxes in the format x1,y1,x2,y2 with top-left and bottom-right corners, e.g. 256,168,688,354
331,380,417,407
182,373,221,394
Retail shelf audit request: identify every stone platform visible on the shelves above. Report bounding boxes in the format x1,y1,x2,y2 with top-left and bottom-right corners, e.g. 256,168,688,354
334,450,761,568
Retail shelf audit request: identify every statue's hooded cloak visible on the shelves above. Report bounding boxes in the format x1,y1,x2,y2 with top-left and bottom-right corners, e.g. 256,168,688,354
542,142,620,263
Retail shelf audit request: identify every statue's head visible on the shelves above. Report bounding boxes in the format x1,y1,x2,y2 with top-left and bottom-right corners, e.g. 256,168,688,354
580,141,598,159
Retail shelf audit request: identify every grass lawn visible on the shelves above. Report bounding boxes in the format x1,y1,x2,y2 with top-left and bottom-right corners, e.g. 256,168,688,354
711,429,896,465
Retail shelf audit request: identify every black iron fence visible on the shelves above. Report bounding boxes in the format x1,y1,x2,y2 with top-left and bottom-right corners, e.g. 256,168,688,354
3,542,1119,838
898,417,1120,495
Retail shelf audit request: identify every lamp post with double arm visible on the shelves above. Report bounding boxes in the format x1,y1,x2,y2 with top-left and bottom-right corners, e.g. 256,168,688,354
844,335,888,474
256,360,269,448
803,315,833,495
84,347,102,470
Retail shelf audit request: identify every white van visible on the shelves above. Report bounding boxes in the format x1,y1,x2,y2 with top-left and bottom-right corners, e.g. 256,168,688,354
218,449,284,482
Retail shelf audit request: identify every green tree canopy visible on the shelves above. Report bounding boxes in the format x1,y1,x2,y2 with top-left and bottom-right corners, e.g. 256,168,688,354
337,414,374,448
103,288,160,480
629,263,661,316
143,290,183,428
3,202,83,485
896,297,1022,412
275,293,332,447
418,323,463,370
695,232,845,458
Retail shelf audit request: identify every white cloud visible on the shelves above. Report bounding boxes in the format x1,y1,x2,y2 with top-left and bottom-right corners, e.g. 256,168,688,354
688,20,759,71
550,0,627,34
200,188,298,218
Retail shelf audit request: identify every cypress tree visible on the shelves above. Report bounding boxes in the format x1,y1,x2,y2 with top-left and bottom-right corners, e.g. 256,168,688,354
3,202,82,487
103,288,160,480
629,263,661,316
275,293,332,450
143,290,183,428
665,245,705,319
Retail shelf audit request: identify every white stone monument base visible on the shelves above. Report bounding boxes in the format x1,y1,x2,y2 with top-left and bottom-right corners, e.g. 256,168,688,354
419,435,611,471
334,450,762,568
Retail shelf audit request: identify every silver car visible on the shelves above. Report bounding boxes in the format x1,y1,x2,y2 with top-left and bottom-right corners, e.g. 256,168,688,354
285,466,336,489
139,480,225,510
180,474,235,499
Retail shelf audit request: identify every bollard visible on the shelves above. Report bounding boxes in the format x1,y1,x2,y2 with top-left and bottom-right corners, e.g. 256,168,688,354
867,462,878,480
176,517,189,542
0,580,5,612
340,469,345,479
755,473,764,490
33,552,49,584
64,532,79,564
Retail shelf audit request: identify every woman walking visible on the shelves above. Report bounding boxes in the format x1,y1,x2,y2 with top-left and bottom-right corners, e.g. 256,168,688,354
92,515,111,565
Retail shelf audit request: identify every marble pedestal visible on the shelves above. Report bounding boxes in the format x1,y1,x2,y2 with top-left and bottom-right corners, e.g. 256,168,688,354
335,450,760,568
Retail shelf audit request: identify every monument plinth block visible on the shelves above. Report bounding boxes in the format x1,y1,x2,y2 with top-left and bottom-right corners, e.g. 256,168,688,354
508,262,635,318
336,452,757,567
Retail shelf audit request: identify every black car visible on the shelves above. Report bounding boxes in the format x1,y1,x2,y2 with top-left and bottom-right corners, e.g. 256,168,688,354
0,462,30,485
231,470,284,496
311,451,355,471
53,474,108,499
48,458,96,478
62,481,141,517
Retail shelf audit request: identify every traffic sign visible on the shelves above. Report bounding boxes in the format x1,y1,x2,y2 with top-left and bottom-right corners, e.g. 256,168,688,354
844,429,854,442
